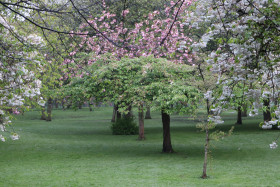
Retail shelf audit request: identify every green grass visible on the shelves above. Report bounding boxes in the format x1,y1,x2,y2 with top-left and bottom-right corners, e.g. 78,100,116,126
1,107,280,186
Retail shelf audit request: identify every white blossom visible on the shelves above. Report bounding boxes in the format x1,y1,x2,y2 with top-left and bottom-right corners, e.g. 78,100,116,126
10,133,19,141
0,135,5,142
208,116,224,124
270,141,278,149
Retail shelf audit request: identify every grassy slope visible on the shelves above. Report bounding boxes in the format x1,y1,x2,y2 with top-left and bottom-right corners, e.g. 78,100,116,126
0,107,280,187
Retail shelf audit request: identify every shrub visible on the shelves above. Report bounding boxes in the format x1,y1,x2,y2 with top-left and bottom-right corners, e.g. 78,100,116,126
111,117,138,135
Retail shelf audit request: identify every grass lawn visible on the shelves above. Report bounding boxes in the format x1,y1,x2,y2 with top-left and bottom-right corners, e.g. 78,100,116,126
1,107,280,186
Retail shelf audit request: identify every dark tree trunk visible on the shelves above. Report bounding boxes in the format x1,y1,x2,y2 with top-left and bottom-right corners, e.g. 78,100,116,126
61,99,65,110
202,125,209,179
116,105,122,121
111,104,117,122
263,99,271,121
40,106,46,120
78,103,82,109
46,97,52,121
0,115,3,124
67,104,71,109
138,104,145,140
89,102,93,112
241,104,247,117
123,104,133,119
161,109,173,153
128,105,133,118
145,106,152,119
236,106,242,125
55,99,59,109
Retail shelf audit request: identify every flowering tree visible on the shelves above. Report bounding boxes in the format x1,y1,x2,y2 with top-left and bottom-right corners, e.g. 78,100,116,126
68,55,199,151
0,16,45,141
187,0,280,178
62,0,195,77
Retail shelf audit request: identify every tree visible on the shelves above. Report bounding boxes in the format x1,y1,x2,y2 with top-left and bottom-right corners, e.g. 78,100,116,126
190,0,280,126
0,15,45,141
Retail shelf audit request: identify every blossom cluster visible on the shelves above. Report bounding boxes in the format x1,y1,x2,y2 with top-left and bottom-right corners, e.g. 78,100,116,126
189,0,280,130
62,0,195,80
0,16,45,142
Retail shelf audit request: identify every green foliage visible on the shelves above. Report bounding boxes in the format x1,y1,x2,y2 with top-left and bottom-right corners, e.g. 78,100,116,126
111,117,138,135
71,55,200,115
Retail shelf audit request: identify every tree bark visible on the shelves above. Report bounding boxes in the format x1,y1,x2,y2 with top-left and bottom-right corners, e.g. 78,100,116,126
145,106,152,119
241,104,247,117
123,104,133,119
78,103,82,109
263,99,271,121
138,104,145,140
40,106,46,120
116,104,122,121
161,109,173,153
55,99,59,109
202,125,209,179
61,99,65,110
89,102,93,112
236,106,242,125
111,104,117,122
46,97,52,121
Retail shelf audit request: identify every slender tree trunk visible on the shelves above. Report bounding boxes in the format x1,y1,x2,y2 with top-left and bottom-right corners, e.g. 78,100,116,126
46,97,52,121
263,99,271,121
40,106,46,120
236,106,242,125
161,109,173,153
202,125,209,179
89,102,93,112
138,104,145,140
61,99,65,110
111,104,117,122
145,106,152,119
201,98,211,179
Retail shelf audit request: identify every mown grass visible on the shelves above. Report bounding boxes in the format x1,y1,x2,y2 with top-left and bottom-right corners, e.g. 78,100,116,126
1,107,280,186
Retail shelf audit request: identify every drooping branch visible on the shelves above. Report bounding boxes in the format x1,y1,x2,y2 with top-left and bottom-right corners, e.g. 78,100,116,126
0,1,88,36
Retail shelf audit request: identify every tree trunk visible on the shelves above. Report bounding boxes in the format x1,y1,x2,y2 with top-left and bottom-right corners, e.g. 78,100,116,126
89,102,93,112
78,103,82,109
161,109,173,153
61,99,65,110
202,125,209,179
145,106,152,119
46,97,52,121
40,106,46,120
111,104,117,122
55,99,59,109
138,104,145,140
263,99,271,121
236,106,242,125
116,105,122,121
67,104,71,109
241,104,247,117
123,104,133,119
